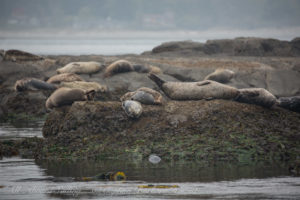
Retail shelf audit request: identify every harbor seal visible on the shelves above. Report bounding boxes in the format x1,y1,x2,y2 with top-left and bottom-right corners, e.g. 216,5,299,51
148,73,239,100
278,96,300,112
59,81,107,93
15,78,57,92
104,60,134,77
47,73,84,84
204,68,235,83
56,61,103,75
45,87,95,109
3,49,43,62
234,88,277,108
122,100,143,119
133,64,161,74
120,87,164,105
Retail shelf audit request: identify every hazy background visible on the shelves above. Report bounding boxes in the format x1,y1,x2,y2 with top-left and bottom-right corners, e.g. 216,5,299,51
0,0,300,55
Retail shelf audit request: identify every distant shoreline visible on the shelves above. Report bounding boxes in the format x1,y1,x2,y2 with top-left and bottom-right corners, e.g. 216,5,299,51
1,27,300,40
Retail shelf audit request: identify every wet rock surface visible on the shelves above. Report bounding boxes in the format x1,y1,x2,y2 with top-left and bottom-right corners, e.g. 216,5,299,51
40,100,300,161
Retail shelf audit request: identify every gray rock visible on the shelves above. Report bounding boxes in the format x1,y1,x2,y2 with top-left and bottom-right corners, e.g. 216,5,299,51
266,70,300,97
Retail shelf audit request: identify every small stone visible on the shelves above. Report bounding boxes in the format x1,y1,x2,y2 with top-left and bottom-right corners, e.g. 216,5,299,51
148,154,161,164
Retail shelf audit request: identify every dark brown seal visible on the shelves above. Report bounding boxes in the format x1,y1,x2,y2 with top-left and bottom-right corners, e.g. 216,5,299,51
4,49,43,62
278,96,300,112
45,87,95,109
104,60,134,77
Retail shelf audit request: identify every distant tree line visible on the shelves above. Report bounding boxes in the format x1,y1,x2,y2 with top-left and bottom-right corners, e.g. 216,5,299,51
0,0,299,30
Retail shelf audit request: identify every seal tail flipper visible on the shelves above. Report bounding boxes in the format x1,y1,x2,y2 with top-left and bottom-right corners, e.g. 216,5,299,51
148,73,166,89
85,89,96,100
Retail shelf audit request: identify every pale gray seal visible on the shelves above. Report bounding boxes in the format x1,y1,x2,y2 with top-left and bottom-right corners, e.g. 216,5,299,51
278,96,300,112
45,87,95,109
56,61,103,75
104,60,134,77
148,73,239,100
122,100,142,119
120,87,164,105
15,78,57,92
204,68,235,83
234,88,277,108
131,91,155,105
47,73,84,84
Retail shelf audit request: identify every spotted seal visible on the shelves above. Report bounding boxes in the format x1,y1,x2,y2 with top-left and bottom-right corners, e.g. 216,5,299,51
56,61,103,75
120,87,164,105
47,73,84,84
234,88,277,108
15,78,57,92
104,60,134,77
277,96,300,112
122,100,142,119
204,68,235,83
148,73,239,100
45,87,95,109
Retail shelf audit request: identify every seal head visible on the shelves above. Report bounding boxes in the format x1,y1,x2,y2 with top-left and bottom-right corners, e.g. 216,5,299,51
122,100,142,119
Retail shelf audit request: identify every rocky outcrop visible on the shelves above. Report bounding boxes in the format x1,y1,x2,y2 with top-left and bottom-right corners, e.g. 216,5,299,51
146,37,300,57
1,43,300,122
41,100,300,161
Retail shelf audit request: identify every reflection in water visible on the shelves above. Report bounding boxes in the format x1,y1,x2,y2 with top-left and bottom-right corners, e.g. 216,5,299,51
0,157,299,200
36,159,293,183
0,122,299,199
0,120,44,140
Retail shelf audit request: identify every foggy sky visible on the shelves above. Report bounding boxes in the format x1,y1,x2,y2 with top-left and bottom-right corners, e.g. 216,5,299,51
1,0,300,32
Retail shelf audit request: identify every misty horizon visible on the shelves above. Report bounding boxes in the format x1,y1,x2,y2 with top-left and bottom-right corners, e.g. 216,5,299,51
1,0,300,32
1,0,300,55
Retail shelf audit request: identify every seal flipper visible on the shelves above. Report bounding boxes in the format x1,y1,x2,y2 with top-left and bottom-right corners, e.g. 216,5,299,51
196,81,211,86
148,73,166,89
85,89,96,100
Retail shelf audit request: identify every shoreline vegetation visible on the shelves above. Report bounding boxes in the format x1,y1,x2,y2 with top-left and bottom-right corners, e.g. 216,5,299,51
0,37,299,170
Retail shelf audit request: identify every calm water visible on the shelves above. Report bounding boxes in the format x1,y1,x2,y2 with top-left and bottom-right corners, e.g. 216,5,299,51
0,120,43,140
0,38,201,56
0,122,300,199
1,28,299,55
